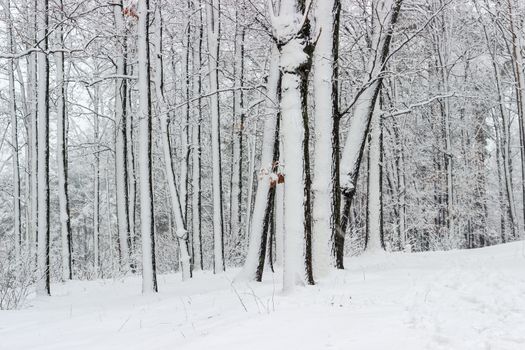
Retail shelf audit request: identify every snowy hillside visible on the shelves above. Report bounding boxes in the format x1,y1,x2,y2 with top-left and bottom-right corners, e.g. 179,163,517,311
1,241,524,350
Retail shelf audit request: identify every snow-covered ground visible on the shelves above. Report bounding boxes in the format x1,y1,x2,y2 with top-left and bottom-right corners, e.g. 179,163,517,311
1,242,524,350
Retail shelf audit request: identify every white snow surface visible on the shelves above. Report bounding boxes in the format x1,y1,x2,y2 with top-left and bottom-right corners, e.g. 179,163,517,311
2,242,524,350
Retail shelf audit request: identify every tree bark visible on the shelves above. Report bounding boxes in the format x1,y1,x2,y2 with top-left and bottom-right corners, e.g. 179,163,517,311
36,0,50,295
137,0,158,293
56,0,73,280
272,0,315,291
338,0,403,267
237,45,280,281
206,0,225,273
114,0,131,272
312,0,341,277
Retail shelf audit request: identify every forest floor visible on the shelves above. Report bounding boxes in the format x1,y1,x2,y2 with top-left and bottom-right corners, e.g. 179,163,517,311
1,241,525,350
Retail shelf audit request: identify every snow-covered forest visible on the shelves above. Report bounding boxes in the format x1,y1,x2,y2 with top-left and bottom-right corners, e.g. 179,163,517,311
0,0,524,348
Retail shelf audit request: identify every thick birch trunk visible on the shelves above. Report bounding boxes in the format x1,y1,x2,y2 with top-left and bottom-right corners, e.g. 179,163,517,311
312,0,340,277
272,0,315,291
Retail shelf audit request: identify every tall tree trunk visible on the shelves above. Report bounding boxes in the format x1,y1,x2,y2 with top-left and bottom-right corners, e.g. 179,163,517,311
272,0,315,291
230,9,246,261
93,84,100,278
56,0,72,280
506,0,525,240
154,3,192,280
237,46,280,281
28,0,38,268
36,0,50,295
312,0,341,277
435,0,454,243
191,0,204,271
365,100,385,251
206,0,225,273
114,0,131,272
180,0,191,224
127,65,137,272
338,0,403,267
137,0,158,293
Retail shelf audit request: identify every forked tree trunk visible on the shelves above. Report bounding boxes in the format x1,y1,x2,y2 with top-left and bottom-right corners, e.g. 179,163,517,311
271,0,315,291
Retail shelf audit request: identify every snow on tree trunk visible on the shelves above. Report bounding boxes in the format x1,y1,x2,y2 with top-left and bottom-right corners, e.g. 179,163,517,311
270,0,315,291
114,0,131,272
243,127,257,253
338,0,402,267
507,0,525,241
365,101,385,252
180,0,191,224
311,0,340,277
55,0,73,280
475,6,517,241
275,139,285,266
230,18,245,261
153,4,192,280
237,46,280,281
126,72,137,272
137,0,158,293
433,3,454,243
191,123,203,270
206,0,225,273
191,2,204,271
36,0,50,296
93,84,100,278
